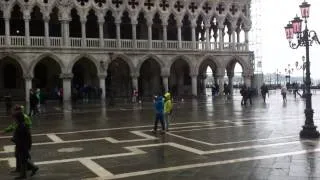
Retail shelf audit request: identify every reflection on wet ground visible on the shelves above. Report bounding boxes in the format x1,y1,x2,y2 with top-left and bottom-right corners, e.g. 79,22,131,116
1,90,320,179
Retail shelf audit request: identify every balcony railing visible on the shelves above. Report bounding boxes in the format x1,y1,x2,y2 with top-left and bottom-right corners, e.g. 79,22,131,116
0,36,249,52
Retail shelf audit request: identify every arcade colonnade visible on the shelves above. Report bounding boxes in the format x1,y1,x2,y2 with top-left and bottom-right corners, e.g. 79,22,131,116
0,52,253,102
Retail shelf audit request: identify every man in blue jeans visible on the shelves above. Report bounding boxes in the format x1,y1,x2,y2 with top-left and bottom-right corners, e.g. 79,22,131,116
152,95,165,134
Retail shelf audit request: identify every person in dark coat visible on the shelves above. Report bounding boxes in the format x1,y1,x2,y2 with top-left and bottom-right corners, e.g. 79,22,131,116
4,93,12,116
260,83,269,103
13,112,38,179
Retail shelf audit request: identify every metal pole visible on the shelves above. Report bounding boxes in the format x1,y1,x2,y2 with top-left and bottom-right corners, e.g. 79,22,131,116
300,25,319,138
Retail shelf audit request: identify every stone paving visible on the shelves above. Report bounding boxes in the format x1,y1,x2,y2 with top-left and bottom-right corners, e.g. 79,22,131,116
1,90,320,179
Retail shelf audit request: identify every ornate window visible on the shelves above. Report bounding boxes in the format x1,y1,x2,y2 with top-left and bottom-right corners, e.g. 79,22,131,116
144,0,154,10
112,0,123,8
128,0,139,9
94,0,106,8
202,2,211,14
174,1,183,12
77,0,89,6
189,2,197,13
230,4,238,15
216,3,225,14
159,0,169,11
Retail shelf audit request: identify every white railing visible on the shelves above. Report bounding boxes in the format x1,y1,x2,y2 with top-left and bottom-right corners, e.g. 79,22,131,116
1,36,250,52
70,37,82,47
0,36,5,46
137,40,148,49
10,36,25,46
104,39,117,48
167,41,178,49
86,38,100,48
196,41,206,51
50,37,62,47
181,41,192,50
152,40,163,49
237,43,246,51
120,39,133,49
30,36,45,47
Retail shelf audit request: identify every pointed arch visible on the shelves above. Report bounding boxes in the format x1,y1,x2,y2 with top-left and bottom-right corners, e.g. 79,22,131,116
30,53,65,75
137,54,165,73
68,54,99,74
109,53,135,74
0,54,27,75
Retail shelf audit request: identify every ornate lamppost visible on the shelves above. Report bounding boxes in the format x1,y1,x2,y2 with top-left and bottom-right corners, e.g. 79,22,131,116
295,56,306,97
284,1,320,138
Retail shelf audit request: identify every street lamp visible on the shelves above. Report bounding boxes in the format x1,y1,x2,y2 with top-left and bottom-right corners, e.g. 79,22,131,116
284,1,320,138
284,64,293,85
295,56,306,97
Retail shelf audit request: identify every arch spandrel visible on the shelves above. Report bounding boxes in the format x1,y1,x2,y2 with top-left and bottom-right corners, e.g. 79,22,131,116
108,53,135,74
0,53,27,76
29,53,65,76
136,54,165,73
67,54,100,74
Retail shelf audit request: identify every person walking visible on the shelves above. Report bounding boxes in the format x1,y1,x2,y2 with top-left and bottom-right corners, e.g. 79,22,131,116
151,95,165,134
240,86,248,106
281,86,287,102
12,111,38,179
260,83,269,103
164,92,173,131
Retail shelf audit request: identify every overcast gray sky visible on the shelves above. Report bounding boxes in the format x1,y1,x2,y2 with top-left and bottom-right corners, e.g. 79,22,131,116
259,0,320,79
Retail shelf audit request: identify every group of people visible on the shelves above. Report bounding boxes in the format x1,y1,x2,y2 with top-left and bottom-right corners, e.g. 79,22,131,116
152,92,173,134
29,89,45,116
240,86,255,106
2,105,38,179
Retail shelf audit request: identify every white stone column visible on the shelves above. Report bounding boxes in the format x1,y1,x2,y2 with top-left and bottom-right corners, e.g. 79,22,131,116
132,23,137,49
4,18,10,46
205,25,210,50
162,76,169,93
191,23,196,50
162,24,167,48
243,74,252,88
24,17,30,46
44,18,50,47
231,28,236,50
218,26,224,50
217,76,225,95
62,20,70,47
24,76,33,102
147,22,152,49
81,19,86,47
177,23,182,49
228,74,234,95
131,75,138,92
98,21,104,48
245,30,249,51
60,73,73,102
191,74,198,97
99,74,106,101
116,20,121,48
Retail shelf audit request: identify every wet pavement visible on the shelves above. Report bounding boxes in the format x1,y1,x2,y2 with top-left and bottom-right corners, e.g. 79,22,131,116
1,90,320,180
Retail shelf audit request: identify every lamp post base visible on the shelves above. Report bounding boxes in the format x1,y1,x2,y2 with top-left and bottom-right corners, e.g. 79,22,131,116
300,125,320,139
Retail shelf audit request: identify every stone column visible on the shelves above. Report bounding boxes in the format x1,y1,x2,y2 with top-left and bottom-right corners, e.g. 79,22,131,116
147,21,152,49
81,18,87,47
62,20,70,47
244,30,249,51
131,75,139,94
162,76,169,93
132,22,137,49
4,17,10,45
228,73,234,95
24,75,33,102
243,74,252,88
218,25,224,50
116,20,121,48
98,21,104,48
24,15,31,46
60,73,73,102
162,24,167,48
44,18,50,47
205,25,210,50
191,74,198,97
217,75,225,95
99,74,107,101
177,22,182,49
191,22,196,50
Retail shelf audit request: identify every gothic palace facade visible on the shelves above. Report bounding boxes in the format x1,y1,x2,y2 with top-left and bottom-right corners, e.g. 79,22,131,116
0,0,253,102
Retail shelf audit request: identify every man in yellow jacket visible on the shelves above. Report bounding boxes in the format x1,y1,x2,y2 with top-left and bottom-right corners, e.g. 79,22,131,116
164,92,173,131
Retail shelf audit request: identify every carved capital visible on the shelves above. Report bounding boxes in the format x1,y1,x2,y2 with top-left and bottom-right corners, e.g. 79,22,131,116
60,73,73,79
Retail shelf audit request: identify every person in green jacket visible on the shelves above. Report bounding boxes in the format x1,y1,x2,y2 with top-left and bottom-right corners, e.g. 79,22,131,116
164,92,173,131
2,105,32,173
